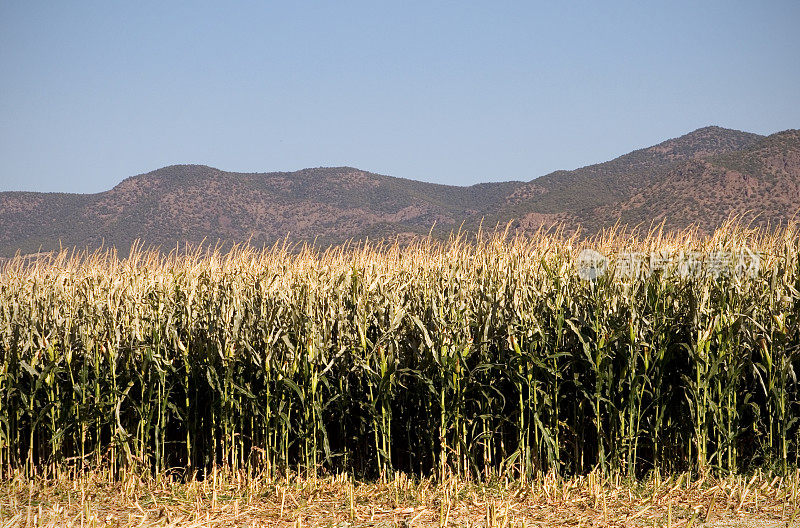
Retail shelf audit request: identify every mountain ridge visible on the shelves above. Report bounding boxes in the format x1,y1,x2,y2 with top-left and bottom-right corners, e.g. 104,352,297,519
1,126,797,256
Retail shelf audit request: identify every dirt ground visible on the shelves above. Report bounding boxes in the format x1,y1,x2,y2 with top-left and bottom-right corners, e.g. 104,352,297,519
0,470,798,527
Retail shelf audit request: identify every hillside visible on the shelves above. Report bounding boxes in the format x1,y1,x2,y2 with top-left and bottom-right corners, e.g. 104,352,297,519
0,166,522,255
592,129,800,232
497,126,766,232
1,126,798,255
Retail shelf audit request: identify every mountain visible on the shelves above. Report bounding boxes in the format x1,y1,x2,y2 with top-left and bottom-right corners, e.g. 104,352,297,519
0,166,522,255
495,126,767,232
601,129,800,232
1,126,798,256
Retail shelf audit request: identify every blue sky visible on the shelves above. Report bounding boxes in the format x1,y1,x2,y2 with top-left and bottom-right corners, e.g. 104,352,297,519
1,1,798,192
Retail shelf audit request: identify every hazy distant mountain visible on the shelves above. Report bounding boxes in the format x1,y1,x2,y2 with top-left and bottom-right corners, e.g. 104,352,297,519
1,126,798,256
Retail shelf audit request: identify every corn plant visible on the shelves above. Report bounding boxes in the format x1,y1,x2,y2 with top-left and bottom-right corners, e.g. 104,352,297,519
0,222,798,481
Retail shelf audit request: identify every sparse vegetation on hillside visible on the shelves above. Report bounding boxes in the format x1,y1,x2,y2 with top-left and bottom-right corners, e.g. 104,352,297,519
3,126,799,256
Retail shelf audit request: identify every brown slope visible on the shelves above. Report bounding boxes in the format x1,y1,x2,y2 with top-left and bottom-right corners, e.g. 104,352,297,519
498,126,765,232
0,126,792,256
587,129,800,233
0,165,523,256
0,192,96,255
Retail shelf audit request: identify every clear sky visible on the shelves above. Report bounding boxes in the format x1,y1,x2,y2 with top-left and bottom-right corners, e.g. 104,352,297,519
1,1,798,193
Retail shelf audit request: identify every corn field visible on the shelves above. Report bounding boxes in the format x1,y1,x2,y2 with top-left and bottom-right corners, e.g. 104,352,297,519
0,223,798,481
